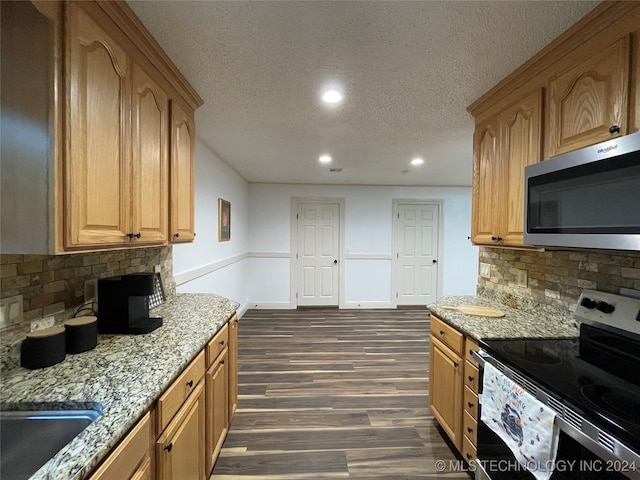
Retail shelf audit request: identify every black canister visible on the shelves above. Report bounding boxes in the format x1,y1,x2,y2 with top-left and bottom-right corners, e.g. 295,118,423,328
20,326,66,369
65,316,98,354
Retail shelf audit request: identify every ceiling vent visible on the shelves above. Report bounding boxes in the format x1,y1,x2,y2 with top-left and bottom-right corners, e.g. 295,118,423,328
329,168,343,173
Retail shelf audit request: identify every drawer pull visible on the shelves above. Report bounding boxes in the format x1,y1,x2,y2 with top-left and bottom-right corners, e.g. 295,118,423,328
439,330,445,335
186,380,194,388
453,361,459,367
221,360,225,365
467,427,473,434
220,340,225,345
468,375,474,382
468,402,474,408
466,453,472,460
164,442,173,453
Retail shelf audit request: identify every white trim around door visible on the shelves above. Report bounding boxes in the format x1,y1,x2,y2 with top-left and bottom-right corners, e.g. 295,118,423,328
291,197,345,308
391,199,444,307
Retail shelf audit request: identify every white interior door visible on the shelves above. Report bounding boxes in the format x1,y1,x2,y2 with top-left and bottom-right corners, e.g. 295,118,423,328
394,203,440,305
296,202,340,306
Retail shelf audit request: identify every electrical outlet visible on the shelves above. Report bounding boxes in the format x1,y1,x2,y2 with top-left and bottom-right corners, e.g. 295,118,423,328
517,269,528,287
0,295,23,328
31,316,55,331
154,264,162,273
479,262,491,279
84,279,98,303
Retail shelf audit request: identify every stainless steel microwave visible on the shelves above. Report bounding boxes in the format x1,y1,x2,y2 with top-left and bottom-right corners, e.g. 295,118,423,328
524,132,640,251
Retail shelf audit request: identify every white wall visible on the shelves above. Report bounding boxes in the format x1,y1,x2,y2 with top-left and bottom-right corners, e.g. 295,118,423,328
173,139,250,312
248,184,478,308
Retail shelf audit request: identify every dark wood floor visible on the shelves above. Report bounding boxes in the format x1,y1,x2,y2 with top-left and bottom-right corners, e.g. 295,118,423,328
211,309,470,479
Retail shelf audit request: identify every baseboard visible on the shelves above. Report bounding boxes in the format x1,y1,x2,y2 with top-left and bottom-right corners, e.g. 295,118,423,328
236,302,251,318
342,301,394,309
249,302,294,310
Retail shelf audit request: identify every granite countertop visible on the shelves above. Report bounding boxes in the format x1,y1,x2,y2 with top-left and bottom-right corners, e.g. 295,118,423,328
428,294,579,341
0,293,239,480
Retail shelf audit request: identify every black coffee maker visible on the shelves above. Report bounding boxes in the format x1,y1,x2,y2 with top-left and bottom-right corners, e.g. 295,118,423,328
97,273,162,334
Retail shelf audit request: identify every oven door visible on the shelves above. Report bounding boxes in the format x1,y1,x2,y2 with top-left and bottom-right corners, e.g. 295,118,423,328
473,351,639,480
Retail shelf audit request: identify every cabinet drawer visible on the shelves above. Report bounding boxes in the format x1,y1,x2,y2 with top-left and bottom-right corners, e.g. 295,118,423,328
465,337,479,367
88,412,151,480
430,315,464,356
464,385,478,420
462,410,477,446
462,433,477,464
464,361,479,394
206,324,229,367
157,350,206,434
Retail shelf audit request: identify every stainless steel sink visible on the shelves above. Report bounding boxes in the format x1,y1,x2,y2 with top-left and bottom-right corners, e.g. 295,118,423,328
0,408,101,480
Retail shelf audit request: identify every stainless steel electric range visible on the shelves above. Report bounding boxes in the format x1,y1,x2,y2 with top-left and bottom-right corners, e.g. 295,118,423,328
473,290,640,480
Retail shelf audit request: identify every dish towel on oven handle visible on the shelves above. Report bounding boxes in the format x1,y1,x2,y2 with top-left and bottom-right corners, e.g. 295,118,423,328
480,362,560,480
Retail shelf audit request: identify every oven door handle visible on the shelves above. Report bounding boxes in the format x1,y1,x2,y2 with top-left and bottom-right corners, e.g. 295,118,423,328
471,349,487,368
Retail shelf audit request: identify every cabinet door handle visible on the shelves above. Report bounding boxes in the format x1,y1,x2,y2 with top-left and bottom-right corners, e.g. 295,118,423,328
173,232,180,238
609,125,621,135
439,330,445,336
164,442,173,452
133,232,141,239
467,427,473,434
453,361,459,367
491,235,503,241
466,453,472,460
186,380,194,388
468,402,474,408
220,340,225,345
468,375,474,382
126,232,134,239
220,360,225,365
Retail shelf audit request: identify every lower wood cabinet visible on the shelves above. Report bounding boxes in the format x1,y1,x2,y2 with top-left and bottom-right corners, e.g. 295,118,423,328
228,314,238,422
88,412,153,480
156,382,205,480
205,326,230,474
429,314,479,459
88,314,238,480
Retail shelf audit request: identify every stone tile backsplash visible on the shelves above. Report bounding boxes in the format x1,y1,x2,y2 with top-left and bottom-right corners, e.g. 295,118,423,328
1,246,175,328
478,247,640,311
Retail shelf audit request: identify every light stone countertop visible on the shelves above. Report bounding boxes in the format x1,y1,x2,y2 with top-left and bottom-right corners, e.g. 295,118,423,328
0,293,239,480
428,294,580,341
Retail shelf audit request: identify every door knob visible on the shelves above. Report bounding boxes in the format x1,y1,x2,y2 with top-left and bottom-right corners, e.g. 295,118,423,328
334,259,338,264
432,259,437,264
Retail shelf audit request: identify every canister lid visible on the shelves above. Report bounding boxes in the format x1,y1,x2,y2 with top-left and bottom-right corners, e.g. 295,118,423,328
65,316,97,327
26,326,65,338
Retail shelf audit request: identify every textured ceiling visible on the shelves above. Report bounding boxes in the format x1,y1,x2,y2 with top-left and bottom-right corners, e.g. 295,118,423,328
128,1,599,187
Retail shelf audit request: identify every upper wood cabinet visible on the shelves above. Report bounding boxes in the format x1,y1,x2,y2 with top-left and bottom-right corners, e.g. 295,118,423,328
471,90,542,247
66,3,132,248
468,2,640,249
66,3,173,250
546,35,631,158
131,63,170,245
1,0,202,254
169,101,196,243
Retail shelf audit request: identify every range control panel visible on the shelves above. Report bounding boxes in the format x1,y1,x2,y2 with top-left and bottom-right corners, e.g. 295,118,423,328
576,290,640,337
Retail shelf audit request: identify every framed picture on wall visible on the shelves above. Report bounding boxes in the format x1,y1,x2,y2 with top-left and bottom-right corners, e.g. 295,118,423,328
218,198,231,241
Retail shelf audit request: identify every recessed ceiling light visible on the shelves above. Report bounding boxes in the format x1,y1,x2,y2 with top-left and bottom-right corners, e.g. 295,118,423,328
411,157,424,166
319,155,332,164
322,90,343,104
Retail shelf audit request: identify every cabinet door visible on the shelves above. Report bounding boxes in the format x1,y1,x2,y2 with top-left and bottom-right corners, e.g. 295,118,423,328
131,62,169,245
471,117,501,245
169,101,195,242
205,349,228,474
500,89,543,246
546,35,630,157
228,314,238,422
157,382,205,480
66,4,130,247
429,335,463,449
